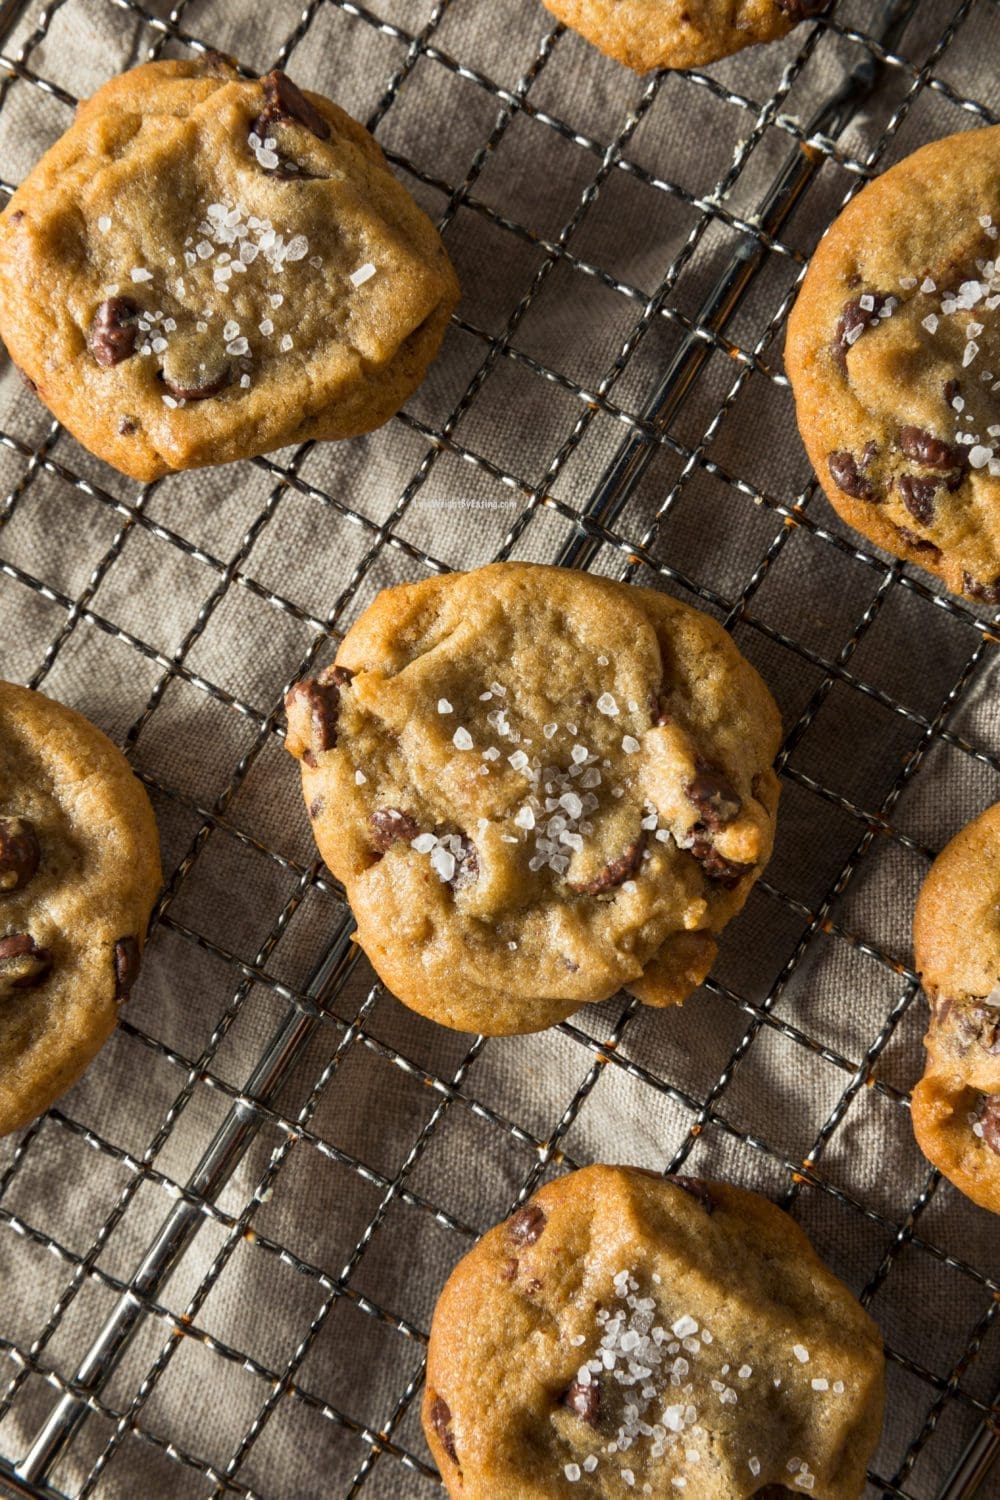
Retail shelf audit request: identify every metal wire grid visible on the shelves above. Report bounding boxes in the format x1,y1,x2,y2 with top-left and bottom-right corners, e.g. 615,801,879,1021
0,0,994,1495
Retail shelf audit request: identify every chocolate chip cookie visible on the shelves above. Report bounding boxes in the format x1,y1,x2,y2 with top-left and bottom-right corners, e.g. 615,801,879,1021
284,563,781,1035
0,57,459,482
422,1166,885,1497
542,0,828,72
912,803,1000,1214
0,680,161,1134
786,126,1000,606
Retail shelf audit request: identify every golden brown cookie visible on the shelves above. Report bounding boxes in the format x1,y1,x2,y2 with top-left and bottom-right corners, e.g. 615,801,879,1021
0,681,161,1134
912,803,1000,1213
422,1166,885,1498
786,126,1000,606
284,564,781,1035
0,58,459,482
542,0,828,72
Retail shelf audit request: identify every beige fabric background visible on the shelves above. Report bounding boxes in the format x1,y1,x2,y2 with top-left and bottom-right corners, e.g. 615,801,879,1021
0,0,998,1496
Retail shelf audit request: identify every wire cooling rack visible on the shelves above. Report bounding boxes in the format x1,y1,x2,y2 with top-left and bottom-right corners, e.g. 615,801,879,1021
0,0,997,1496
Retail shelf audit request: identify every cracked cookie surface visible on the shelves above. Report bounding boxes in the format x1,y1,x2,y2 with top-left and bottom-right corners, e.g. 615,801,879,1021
0,57,459,481
912,802,1000,1214
0,681,161,1134
541,0,828,72
422,1166,885,1498
284,563,781,1035
786,126,1000,605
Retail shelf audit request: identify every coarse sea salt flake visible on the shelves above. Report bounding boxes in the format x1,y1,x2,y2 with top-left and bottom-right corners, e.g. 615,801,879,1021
922,314,939,334
453,727,474,750
969,445,993,469
97,215,111,233
672,1315,697,1339
131,268,153,282
793,1345,810,1363
280,334,294,352
437,698,453,714
597,692,618,716
354,770,366,784
622,735,640,754
350,261,377,286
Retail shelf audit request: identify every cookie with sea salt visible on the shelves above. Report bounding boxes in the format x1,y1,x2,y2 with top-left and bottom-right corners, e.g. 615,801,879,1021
0,57,459,482
786,126,1000,606
284,563,781,1035
0,680,161,1134
542,0,828,72
422,1166,885,1498
912,803,1000,1214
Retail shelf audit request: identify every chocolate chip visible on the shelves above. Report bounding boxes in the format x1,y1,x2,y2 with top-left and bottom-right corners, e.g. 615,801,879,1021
980,1096,1000,1156
569,837,644,895
113,936,141,1004
429,1397,458,1464
0,817,39,892
0,933,52,991
670,1176,716,1213
160,366,231,401
899,426,964,472
685,762,741,834
8,209,24,224
500,1257,518,1282
117,415,138,436
774,0,829,15
508,1203,546,1245
562,1376,601,1426
369,808,421,851
896,526,942,560
256,69,331,141
832,293,890,366
91,297,139,368
943,378,961,404
827,450,875,501
956,1002,1000,1055
689,836,753,889
898,473,942,525
962,573,1000,606
201,47,239,77
286,665,353,756
308,796,325,819
15,365,37,394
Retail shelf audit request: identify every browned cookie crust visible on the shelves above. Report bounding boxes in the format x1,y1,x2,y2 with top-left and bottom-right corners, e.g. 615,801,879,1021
786,126,1000,605
422,1166,885,1498
0,58,459,482
0,681,161,1134
912,803,1000,1213
284,564,781,1036
542,0,828,72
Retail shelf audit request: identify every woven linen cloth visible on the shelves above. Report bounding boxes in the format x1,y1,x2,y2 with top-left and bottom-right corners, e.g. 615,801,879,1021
0,1,998,1496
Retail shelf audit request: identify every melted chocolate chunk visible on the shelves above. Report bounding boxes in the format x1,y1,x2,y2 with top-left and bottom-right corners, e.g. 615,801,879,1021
255,69,331,141
160,366,231,401
569,837,644,896
832,292,891,366
429,1397,458,1464
286,665,353,755
0,817,39,892
957,1001,1000,1055
980,1095,1000,1156
15,365,37,394
963,573,1000,606
91,297,139,368
685,763,741,834
201,47,239,77
689,836,753,889
827,450,875,501
308,796,325,819
898,473,942,525
899,426,964,472
670,1176,716,1213
507,1203,546,1246
114,936,141,1003
369,808,421,852
562,1376,601,1426
943,378,961,405
117,415,138,436
896,527,942,559
0,933,52,990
